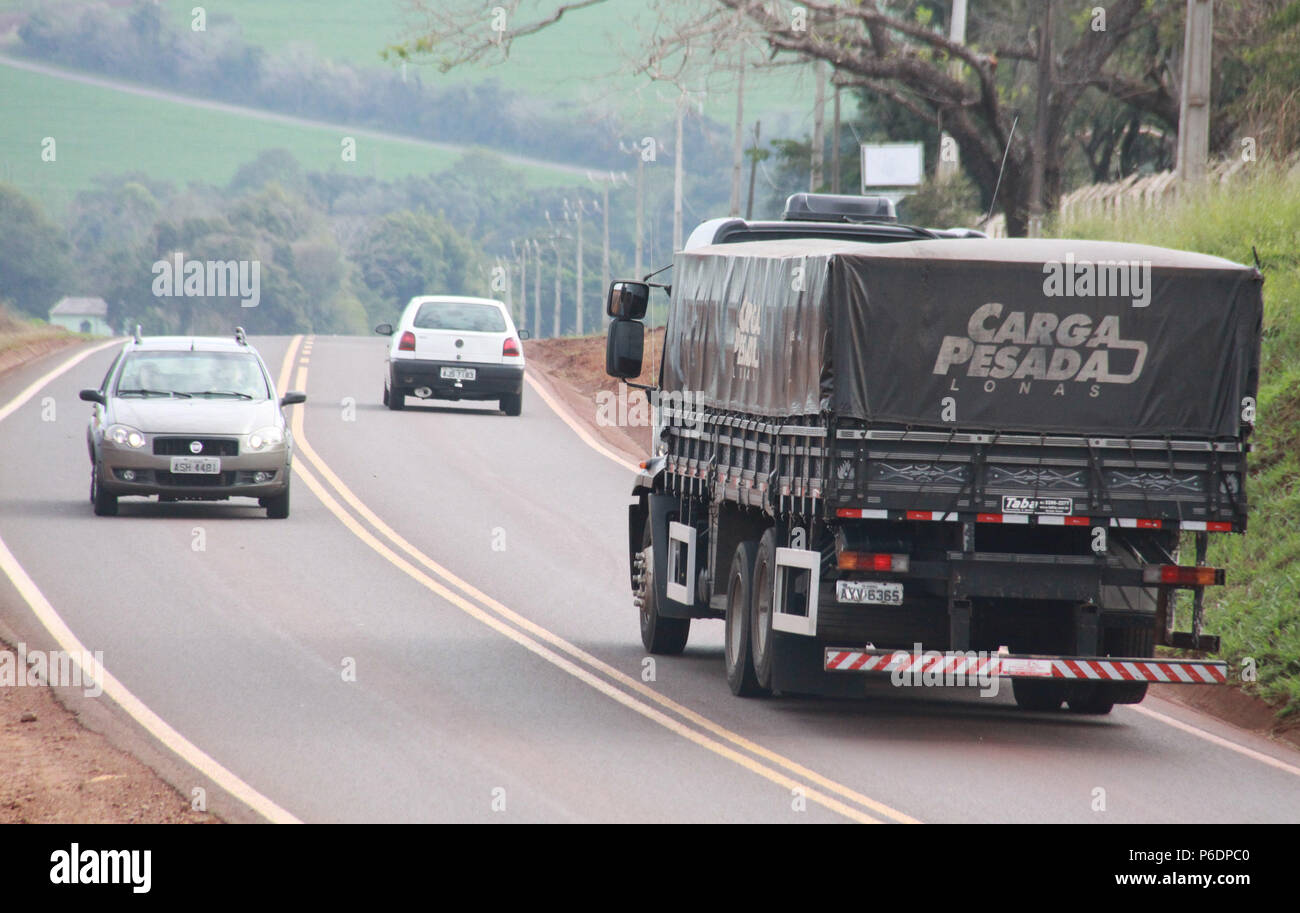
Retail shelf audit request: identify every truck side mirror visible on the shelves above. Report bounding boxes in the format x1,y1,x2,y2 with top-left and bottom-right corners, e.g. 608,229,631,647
606,318,644,379
607,281,650,320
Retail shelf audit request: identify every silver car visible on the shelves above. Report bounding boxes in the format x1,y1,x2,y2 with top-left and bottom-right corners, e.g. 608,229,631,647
79,329,306,518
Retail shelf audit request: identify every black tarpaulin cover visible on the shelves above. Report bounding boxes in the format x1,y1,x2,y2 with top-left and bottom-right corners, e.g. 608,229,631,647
665,237,1262,437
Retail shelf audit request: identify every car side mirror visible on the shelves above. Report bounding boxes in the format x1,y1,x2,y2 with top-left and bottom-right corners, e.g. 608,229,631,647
79,389,106,405
518,328,531,341
374,323,394,336
605,318,644,379
607,281,650,320
280,391,307,407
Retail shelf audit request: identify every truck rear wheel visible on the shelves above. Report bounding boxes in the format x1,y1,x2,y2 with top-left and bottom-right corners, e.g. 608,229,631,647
1012,679,1066,712
750,529,778,691
636,524,690,655
1066,683,1116,715
725,541,768,697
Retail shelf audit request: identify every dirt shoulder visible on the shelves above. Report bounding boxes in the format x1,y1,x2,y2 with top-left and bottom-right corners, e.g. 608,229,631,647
525,332,1300,752
1,336,219,823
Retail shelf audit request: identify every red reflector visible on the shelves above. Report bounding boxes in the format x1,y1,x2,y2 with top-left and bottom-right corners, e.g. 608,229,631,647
398,331,416,351
1136,518,1163,529
1143,565,1223,586
1063,516,1090,526
1206,522,1233,532
837,552,908,572
976,513,1002,524
836,508,861,519
503,338,521,357
906,511,929,521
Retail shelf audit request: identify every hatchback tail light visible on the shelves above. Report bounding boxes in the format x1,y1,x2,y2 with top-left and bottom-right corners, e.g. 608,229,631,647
503,337,521,357
398,331,416,351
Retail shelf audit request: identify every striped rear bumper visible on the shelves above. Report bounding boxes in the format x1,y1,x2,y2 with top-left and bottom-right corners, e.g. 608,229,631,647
824,648,1227,684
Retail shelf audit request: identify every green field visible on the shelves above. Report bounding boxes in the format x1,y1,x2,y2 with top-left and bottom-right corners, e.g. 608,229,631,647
1,0,833,133
0,61,584,213
1061,164,1300,717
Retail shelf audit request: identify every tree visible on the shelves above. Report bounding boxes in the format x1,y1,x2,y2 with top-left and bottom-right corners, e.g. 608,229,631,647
0,184,74,318
390,0,1209,235
352,210,485,322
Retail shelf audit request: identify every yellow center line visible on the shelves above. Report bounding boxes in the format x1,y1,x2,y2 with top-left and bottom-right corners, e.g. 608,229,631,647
284,335,920,824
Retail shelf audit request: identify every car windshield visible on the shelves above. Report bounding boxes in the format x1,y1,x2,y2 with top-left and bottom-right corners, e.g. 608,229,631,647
115,351,269,399
412,302,507,333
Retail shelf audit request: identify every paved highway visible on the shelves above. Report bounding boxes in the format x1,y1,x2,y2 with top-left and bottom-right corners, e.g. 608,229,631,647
2,335,1298,823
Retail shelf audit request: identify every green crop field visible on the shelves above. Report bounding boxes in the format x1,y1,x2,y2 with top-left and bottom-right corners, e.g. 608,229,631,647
0,61,585,214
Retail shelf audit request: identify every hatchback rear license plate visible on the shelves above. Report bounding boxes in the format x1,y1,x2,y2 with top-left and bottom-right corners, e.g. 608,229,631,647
836,580,903,605
441,367,476,381
169,457,221,474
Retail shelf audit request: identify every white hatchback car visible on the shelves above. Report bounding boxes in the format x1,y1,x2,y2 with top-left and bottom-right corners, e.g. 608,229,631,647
376,296,526,415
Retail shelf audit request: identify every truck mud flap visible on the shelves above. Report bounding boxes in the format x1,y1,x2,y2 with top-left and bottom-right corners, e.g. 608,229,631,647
823,647,1227,685
648,493,694,619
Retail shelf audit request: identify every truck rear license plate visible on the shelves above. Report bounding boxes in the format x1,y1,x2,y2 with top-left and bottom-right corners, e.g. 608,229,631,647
440,366,476,381
169,456,220,474
836,581,903,605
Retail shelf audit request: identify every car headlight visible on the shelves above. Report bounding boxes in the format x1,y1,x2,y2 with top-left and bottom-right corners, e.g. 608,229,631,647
106,424,146,448
247,426,285,451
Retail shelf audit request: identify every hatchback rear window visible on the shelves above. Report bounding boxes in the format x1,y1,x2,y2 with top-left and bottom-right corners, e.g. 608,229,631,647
413,302,507,333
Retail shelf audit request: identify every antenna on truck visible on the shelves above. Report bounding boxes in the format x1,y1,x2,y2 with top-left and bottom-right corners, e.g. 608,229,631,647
983,113,1019,228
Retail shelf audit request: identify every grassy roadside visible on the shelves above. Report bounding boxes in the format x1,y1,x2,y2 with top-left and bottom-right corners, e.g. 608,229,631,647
1061,162,1300,717
0,306,78,358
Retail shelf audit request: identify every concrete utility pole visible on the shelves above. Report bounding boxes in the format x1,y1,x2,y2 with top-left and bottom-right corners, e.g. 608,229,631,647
811,59,826,191
1028,0,1053,237
1177,0,1214,185
552,236,562,337
731,54,746,216
673,100,685,252
573,201,585,336
587,171,619,325
831,87,841,194
514,240,526,332
937,0,968,183
746,121,762,220
531,240,542,340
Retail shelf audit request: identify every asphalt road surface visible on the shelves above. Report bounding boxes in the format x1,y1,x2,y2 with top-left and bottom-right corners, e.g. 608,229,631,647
2,335,1298,823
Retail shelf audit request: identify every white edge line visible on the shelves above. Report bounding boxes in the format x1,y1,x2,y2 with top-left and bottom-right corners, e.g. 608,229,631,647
524,370,640,473
1126,704,1300,779
0,338,301,823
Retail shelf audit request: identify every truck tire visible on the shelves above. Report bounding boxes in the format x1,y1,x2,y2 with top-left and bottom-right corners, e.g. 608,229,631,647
636,524,690,655
1066,683,1116,715
725,541,768,697
750,528,778,691
1012,679,1066,712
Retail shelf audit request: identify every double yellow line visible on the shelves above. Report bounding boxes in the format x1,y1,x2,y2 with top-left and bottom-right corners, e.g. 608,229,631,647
279,335,919,824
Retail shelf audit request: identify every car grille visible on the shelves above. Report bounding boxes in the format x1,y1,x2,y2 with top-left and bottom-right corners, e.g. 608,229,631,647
155,471,237,487
153,437,239,456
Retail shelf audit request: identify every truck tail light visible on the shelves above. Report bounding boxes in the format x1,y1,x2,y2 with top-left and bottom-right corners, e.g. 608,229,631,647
1142,565,1224,586
837,552,909,573
398,331,416,351
503,337,521,357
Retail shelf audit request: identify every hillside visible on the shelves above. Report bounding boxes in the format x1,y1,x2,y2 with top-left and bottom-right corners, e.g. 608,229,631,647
1061,163,1300,717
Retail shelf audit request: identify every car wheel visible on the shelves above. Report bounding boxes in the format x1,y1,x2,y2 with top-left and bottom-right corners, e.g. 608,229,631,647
500,391,522,416
385,381,404,411
91,462,117,516
750,528,778,690
265,480,290,519
725,540,768,697
635,522,689,655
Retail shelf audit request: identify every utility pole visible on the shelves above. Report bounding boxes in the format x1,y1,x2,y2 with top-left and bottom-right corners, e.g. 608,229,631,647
1177,0,1214,185
811,59,826,191
573,200,585,336
731,52,746,216
531,239,541,340
937,0,968,183
587,171,620,326
831,87,841,194
746,121,764,220
619,143,646,279
1028,0,1053,237
673,100,685,252
514,240,526,333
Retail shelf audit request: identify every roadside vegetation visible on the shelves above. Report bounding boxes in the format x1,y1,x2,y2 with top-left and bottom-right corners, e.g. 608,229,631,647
1061,162,1300,716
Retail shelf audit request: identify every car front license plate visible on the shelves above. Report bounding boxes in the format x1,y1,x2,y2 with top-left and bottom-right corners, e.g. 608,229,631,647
169,456,221,474
440,366,476,381
836,580,903,605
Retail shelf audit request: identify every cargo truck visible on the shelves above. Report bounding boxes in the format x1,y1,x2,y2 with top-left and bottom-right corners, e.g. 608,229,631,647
604,194,1262,713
